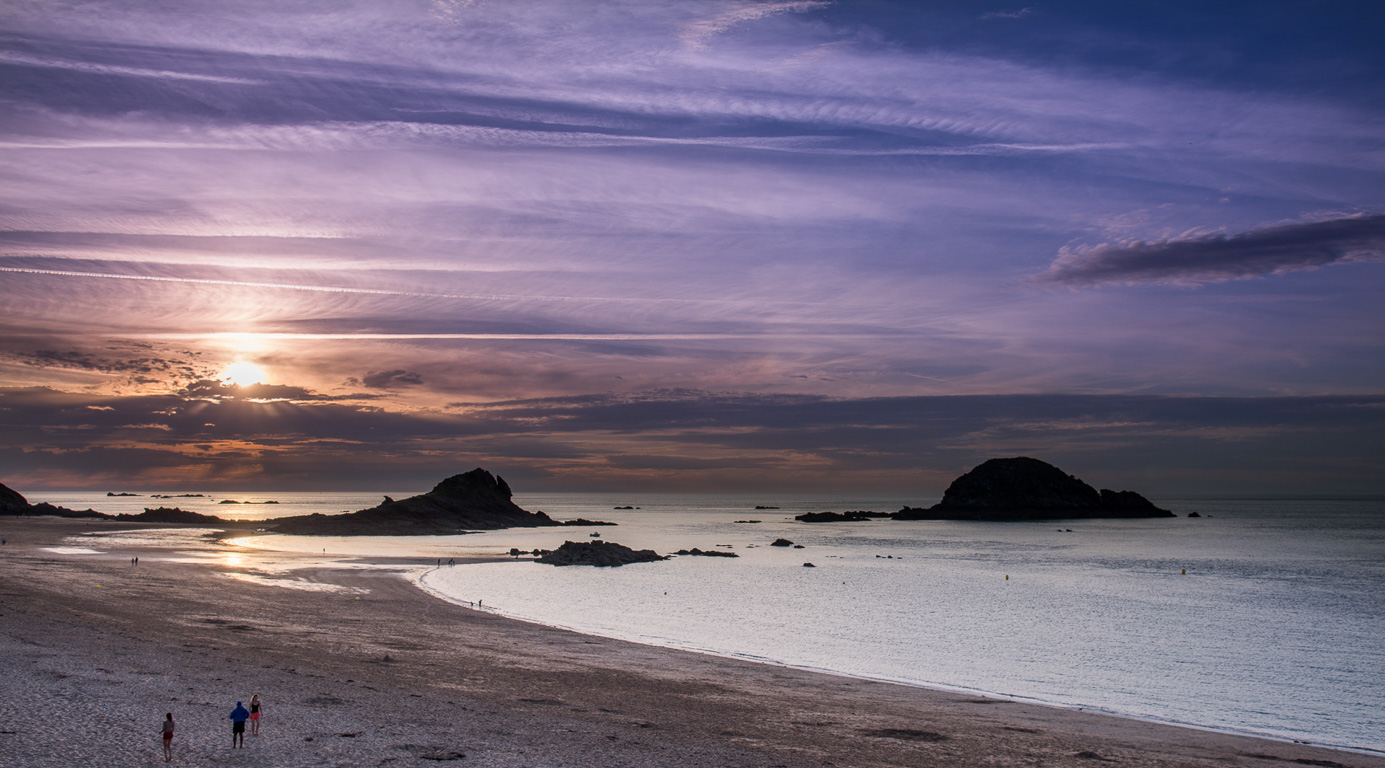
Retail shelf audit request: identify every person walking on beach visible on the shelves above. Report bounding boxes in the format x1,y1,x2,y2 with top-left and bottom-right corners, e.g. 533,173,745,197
161,713,175,762
249,694,262,736
230,700,250,748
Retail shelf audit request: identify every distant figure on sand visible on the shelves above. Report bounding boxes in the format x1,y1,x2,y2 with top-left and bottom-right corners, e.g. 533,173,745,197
230,700,249,747
249,694,262,735
161,713,175,761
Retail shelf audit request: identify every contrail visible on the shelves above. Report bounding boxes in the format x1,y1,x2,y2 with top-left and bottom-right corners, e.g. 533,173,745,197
145,332,881,341
0,266,701,305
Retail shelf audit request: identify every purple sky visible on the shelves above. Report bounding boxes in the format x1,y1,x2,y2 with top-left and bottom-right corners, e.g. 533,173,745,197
2,1,1383,494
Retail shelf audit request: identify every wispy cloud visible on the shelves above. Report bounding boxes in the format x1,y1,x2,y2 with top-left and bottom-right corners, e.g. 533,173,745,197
980,7,1036,21
682,1,832,49
0,50,259,84
1039,214,1385,287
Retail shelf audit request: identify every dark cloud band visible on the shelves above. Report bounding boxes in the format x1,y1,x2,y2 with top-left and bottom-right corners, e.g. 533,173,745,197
1039,214,1385,287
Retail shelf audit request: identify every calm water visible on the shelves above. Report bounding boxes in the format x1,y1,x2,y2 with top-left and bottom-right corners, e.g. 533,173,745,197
41,491,1385,752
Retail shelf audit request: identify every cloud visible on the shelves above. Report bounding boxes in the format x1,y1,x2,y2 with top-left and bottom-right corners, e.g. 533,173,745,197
980,7,1036,21
3,341,210,382
352,369,424,388
5,386,1383,493
682,1,832,49
1,1,1383,494
1038,214,1385,287
180,379,372,402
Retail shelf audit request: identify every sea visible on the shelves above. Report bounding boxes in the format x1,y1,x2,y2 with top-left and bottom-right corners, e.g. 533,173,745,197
39,490,1385,754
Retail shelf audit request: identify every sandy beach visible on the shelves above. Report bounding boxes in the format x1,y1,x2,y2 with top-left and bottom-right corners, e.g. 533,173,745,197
1,517,1379,768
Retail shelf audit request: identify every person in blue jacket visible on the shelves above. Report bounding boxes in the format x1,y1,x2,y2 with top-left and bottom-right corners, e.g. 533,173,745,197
229,700,250,748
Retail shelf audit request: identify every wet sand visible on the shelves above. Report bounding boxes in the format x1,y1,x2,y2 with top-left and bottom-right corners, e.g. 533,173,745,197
1,517,1380,767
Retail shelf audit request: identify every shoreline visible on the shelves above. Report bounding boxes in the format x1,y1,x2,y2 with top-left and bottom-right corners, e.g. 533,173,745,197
410,567,1380,758
3,516,1382,768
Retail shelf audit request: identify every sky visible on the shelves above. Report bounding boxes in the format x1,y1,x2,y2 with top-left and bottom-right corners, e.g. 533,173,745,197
1,0,1383,495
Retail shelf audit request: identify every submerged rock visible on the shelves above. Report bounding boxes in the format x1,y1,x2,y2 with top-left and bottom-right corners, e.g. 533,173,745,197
537,540,666,567
895,457,1173,521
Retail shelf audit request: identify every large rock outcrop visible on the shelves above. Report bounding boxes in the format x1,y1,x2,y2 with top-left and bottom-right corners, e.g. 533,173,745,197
268,468,565,535
895,457,1173,521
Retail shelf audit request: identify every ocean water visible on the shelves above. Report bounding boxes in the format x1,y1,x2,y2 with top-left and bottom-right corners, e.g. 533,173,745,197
419,495,1385,754
37,491,1385,752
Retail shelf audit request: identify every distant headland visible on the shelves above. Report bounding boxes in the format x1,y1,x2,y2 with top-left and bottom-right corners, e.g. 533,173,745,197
1,483,103,519
1,468,611,535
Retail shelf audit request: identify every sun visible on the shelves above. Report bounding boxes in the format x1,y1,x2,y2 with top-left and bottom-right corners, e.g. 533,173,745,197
220,360,267,387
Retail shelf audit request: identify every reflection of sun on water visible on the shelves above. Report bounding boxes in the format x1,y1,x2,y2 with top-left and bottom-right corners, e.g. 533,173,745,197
222,552,245,568
220,360,267,386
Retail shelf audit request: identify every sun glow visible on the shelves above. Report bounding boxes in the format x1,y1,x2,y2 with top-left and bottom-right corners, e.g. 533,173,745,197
220,360,267,387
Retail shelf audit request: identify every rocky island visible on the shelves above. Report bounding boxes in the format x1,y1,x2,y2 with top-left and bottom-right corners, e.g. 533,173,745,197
267,468,604,535
536,540,667,567
895,457,1173,521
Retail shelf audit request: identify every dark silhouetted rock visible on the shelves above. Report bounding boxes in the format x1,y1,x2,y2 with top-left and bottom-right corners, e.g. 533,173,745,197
795,510,891,522
107,492,139,496
1098,489,1164,515
115,507,229,524
1,481,106,518
26,502,107,518
770,538,794,547
1188,511,1201,518
268,468,564,536
895,457,1174,521
0,481,29,515
802,562,816,567
674,548,739,557
537,540,666,567
562,518,617,527
754,505,779,510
